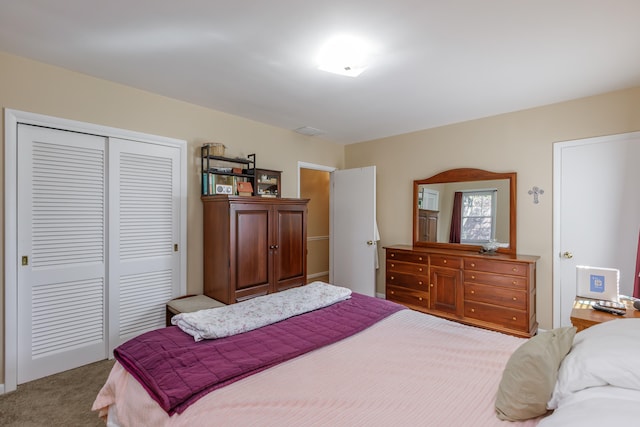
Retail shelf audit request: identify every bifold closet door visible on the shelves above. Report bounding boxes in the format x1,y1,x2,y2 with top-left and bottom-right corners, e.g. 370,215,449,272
16,126,183,384
108,138,182,350
17,124,107,383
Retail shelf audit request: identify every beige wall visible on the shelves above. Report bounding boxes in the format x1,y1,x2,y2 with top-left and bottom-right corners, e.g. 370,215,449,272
345,86,640,331
0,51,344,384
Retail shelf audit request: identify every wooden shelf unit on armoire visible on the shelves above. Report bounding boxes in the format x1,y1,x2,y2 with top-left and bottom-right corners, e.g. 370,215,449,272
202,195,309,304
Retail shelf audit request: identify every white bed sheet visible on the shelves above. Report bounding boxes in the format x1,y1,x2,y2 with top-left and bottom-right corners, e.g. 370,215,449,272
93,309,541,426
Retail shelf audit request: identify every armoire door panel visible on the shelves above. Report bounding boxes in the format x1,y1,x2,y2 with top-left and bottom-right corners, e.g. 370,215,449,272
276,209,305,281
234,208,270,290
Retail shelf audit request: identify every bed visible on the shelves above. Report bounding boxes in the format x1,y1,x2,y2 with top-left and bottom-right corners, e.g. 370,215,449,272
92,282,640,426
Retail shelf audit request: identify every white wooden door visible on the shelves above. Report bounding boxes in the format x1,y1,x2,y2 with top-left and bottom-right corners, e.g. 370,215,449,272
17,124,107,383
108,138,182,350
330,166,377,296
553,132,640,327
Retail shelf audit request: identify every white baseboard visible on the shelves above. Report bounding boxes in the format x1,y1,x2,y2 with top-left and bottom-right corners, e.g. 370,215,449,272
376,292,385,299
0,383,5,394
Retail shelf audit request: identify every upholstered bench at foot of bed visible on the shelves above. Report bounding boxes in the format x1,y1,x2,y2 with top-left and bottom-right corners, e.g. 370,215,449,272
166,295,226,326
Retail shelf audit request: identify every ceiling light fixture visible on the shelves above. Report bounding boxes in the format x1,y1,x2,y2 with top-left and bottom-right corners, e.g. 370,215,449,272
294,126,325,136
317,35,372,77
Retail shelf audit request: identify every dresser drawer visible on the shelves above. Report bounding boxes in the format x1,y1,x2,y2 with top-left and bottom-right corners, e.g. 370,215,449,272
463,270,528,290
464,283,527,310
387,250,428,265
430,254,463,269
464,301,527,331
387,260,427,275
464,258,528,277
386,271,429,291
386,285,428,309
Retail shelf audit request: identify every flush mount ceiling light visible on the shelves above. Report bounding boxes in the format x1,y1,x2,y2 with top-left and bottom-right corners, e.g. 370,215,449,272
294,126,325,136
317,35,372,77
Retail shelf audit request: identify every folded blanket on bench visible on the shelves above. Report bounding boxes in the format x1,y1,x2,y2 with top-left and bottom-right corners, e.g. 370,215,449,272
172,281,352,341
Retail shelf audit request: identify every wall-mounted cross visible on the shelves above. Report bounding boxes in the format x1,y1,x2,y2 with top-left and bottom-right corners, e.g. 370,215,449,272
528,186,544,204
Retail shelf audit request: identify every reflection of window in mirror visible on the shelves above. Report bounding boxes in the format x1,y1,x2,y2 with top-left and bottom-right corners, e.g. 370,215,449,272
460,190,497,243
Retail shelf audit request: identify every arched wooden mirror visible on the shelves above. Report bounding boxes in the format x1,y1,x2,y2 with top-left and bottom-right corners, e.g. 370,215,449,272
413,168,517,256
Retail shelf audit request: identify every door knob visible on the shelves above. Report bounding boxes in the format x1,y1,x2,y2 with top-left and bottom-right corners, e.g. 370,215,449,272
367,240,374,246
562,251,573,259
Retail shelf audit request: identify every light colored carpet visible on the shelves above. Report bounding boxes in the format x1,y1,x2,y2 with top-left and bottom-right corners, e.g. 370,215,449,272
0,359,115,427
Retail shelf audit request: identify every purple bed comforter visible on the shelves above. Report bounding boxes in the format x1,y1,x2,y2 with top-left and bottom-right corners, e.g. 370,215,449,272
114,293,405,415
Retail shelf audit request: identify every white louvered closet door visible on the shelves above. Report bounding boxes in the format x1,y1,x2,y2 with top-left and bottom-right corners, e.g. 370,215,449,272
108,138,181,350
17,124,107,383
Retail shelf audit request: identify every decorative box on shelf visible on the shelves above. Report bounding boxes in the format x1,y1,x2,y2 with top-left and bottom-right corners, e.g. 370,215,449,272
237,181,253,196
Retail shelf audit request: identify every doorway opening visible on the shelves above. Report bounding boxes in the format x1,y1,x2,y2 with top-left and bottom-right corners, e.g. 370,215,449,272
298,162,335,283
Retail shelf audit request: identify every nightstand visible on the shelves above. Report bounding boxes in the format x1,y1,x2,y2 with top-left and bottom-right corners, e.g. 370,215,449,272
570,297,640,332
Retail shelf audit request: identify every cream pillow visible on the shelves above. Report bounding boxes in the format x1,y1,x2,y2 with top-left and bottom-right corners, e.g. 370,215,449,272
495,327,576,421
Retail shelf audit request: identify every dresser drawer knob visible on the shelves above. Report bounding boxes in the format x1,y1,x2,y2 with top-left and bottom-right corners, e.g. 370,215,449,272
512,297,517,301
419,256,423,261
418,267,423,272
390,290,395,295
391,263,395,267
391,253,395,257
391,276,395,280
471,275,475,279
418,297,423,301
470,263,475,267
512,281,517,285
512,316,517,321
419,281,423,285
471,308,475,313
512,267,518,272
470,290,475,294
430,283,434,287
443,259,447,264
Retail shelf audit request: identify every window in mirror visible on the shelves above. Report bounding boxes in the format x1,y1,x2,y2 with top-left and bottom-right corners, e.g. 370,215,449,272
461,190,496,243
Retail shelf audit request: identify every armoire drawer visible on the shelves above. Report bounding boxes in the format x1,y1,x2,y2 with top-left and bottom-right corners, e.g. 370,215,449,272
463,270,528,290
386,285,429,309
464,258,528,277
464,282,527,310
464,301,527,331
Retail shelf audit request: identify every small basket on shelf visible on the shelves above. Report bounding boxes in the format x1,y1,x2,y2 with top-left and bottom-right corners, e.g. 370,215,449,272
204,142,226,157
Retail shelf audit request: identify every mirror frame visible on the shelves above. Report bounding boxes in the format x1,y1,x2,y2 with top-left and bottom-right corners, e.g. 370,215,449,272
413,168,517,256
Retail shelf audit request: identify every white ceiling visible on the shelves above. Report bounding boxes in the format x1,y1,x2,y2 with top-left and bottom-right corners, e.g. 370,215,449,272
1,1,640,144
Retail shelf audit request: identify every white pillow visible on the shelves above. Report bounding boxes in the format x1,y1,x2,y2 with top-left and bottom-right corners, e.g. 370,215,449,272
547,318,640,409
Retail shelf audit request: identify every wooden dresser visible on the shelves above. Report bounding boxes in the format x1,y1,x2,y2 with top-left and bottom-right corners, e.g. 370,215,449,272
385,245,538,337
202,195,308,304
